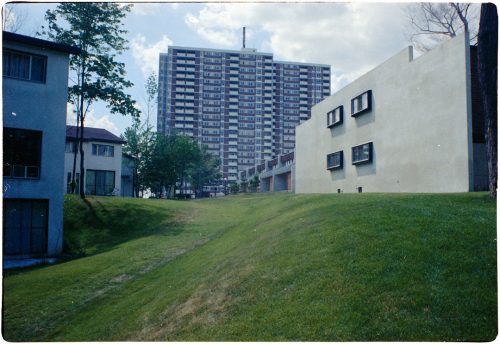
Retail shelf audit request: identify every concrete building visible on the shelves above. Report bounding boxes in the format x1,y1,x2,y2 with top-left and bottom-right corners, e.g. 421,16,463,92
3,31,79,260
65,126,125,196
239,151,295,192
157,45,330,183
295,33,487,193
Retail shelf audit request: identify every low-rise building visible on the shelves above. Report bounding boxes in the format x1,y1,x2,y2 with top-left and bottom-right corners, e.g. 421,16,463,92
3,31,79,261
65,126,125,196
295,33,487,193
239,151,295,192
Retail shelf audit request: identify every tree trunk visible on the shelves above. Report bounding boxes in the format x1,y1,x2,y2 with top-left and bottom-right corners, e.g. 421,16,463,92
79,115,86,199
78,53,86,199
70,115,79,194
477,3,498,197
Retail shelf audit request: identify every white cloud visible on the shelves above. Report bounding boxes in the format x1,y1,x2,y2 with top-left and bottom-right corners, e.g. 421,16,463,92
66,106,120,136
185,9,239,47
66,103,77,126
184,3,409,92
131,33,172,77
130,3,163,16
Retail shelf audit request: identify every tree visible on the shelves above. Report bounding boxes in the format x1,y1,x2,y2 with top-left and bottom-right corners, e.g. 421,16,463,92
249,175,260,192
229,182,240,194
122,117,154,197
143,134,203,199
122,73,157,197
40,3,139,198
405,3,479,52
477,4,498,197
190,145,222,197
239,177,248,193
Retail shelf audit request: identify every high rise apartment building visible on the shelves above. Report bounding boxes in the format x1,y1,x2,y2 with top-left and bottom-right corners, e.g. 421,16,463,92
157,46,330,182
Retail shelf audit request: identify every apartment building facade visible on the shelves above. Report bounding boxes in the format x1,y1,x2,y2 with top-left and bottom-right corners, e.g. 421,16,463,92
158,46,330,182
295,33,487,193
3,32,79,260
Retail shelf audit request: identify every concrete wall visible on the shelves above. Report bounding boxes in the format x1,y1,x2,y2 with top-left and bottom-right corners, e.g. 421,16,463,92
296,33,473,193
64,141,123,195
3,40,71,256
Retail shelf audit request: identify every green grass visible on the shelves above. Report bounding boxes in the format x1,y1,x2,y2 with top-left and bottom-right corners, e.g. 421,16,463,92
2,193,497,341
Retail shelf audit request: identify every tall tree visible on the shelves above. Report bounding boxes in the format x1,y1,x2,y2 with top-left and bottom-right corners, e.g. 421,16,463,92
122,73,157,197
40,3,139,198
143,134,201,198
477,4,498,197
190,145,222,197
405,3,479,51
122,118,154,197
171,135,201,197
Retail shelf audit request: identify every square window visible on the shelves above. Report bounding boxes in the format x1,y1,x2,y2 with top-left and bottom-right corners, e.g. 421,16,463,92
3,128,42,179
327,151,343,170
352,142,373,165
327,106,343,128
351,90,372,117
3,199,48,256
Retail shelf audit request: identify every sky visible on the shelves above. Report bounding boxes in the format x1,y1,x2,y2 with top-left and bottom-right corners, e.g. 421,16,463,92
7,2,414,137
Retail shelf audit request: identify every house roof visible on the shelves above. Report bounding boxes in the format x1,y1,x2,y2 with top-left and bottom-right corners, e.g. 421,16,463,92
66,125,126,144
3,31,81,55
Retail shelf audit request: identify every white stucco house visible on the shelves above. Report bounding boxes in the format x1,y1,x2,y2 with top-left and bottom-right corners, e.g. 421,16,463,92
295,33,488,193
65,126,126,196
3,31,79,261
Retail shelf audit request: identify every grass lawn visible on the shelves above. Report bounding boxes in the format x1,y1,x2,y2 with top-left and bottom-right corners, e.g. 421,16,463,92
2,192,497,341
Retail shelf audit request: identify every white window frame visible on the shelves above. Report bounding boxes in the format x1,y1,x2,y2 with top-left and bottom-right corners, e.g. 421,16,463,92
327,106,343,128
351,90,372,117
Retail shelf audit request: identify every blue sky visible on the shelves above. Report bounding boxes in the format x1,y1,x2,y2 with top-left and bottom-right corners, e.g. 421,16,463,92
8,2,413,136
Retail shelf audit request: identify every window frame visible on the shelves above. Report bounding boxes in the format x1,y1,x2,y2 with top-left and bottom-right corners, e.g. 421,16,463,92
3,199,49,256
327,150,343,170
3,127,42,179
3,48,47,83
91,143,115,157
351,142,373,165
65,141,77,153
351,90,372,117
327,105,343,128
86,169,115,196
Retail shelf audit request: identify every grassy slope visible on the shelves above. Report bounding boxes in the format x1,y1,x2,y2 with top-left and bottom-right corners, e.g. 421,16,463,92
2,193,497,341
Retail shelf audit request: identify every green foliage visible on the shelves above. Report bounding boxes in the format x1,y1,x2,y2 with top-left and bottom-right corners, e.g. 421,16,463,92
40,3,139,118
122,117,154,197
2,193,497,341
239,177,248,193
40,3,139,198
190,145,222,196
249,175,260,192
144,73,158,118
229,182,240,194
144,134,220,198
122,73,157,197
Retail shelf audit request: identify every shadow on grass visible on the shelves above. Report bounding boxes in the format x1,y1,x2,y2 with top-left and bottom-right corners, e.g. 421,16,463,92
63,196,188,259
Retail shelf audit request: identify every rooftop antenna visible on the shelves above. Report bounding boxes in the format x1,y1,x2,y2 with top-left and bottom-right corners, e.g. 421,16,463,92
243,27,246,48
